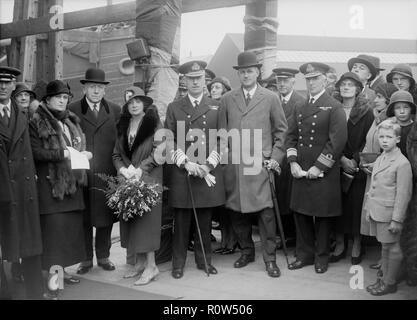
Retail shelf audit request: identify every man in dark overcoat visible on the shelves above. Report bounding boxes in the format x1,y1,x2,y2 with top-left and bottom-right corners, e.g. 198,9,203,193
219,51,288,278
286,62,347,274
165,60,225,279
69,68,121,274
0,67,43,299
273,67,306,245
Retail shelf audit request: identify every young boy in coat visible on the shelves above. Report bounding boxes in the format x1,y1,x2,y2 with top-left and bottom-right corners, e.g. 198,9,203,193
364,119,413,295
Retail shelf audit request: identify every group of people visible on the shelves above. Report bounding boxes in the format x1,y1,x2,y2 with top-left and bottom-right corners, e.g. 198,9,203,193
1,48,417,300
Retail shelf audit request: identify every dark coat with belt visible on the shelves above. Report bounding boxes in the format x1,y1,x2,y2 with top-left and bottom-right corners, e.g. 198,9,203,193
286,91,347,217
277,90,306,215
0,102,42,262
69,97,121,227
113,105,163,252
337,94,374,234
219,85,288,213
165,95,225,209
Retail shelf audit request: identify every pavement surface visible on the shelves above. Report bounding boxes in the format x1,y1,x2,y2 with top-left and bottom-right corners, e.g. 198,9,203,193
59,223,416,300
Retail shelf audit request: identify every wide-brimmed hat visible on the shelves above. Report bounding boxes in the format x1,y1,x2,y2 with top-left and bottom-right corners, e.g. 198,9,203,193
207,76,231,92
299,62,330,79
178,60,207,77
233,51,262,70
347,54,381,82
374,83,398,102
125,86,153,106
0,66,21,82
386,63,415,88
80,68,110,85
273,67,299,78
386,90,416,117
12,82,36,99
42,80,71,101
335,72,364,92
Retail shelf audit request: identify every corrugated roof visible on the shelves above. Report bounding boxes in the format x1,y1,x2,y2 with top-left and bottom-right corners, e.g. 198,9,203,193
276,50,417,64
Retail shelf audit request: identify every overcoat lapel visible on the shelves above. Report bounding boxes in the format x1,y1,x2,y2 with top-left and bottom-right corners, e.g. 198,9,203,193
244,87,265,115
180,96,195,118
190,95,210,122
94,104,110,130
373,151,397,176
301,93,326,120
231,90,246,114
11,104,27,147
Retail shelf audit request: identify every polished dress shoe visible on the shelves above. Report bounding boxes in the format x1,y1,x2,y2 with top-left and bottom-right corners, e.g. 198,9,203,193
98,261,116,271
329,248,347,263
233,254,255,268
265,261,281,278
288,259,313,270
221,243,239,255
171,268,184,279
76,264,93,275
366,278,382,292
370,281,397,296
369,262,381,270
197,264,218,275
64,276,80,285
314,263,328,274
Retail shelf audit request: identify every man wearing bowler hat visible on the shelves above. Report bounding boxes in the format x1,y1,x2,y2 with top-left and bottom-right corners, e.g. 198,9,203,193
272,67,306,247
165,60,225,279
69,68,121,274
0,67,44,299
286,62,347,274
219,51,287,278
348,54,383,103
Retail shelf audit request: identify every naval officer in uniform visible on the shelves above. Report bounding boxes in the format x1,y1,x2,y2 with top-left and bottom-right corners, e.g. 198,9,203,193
165,60,225,279
286,62,347,274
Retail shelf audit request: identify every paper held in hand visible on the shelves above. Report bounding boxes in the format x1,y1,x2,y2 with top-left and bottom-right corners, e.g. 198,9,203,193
67,146,90,170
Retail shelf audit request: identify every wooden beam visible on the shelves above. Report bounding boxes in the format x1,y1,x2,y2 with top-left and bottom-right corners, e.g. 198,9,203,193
0,0,263,39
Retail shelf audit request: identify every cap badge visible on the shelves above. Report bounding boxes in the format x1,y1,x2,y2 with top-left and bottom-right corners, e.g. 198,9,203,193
306,64,314,73
191,62,201,71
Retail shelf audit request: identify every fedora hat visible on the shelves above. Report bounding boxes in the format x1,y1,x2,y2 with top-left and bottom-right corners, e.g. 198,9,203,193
347,54,380,81
80,68,110,85
125,86,153,106
386,63,415,88
386,90,416,117
12,82,36,99
233,51,262,70
42,80,71,101
335,72,364,92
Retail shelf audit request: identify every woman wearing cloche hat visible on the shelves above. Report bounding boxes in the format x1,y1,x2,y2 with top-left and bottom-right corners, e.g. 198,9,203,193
29,79,92,298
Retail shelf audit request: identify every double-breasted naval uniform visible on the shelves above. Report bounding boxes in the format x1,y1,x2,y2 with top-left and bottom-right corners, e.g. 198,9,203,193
165,94,225,270
286,91,347,265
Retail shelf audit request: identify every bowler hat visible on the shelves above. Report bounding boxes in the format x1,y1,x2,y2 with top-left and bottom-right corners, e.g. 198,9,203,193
178,60,207,77
233,51,262,70
125,86,153,106
299,62,330,78
0,66,21,82
80,68,110,85
386,90,416,117
12,82,36,99
207,76,231,92
347,54,381,82
335,72,364,92
42,80,71,101
273,67,299,78
386,63,415,88
374,83,398,102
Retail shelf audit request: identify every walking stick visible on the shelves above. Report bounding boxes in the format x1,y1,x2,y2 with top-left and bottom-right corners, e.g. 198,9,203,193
186,174,210,277
267,170,290,267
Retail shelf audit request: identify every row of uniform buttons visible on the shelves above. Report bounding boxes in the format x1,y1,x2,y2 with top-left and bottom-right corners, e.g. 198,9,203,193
298,114,316,148
188,114,207,146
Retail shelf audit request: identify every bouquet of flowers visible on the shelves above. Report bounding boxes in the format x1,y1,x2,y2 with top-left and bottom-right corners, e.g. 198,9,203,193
97,173,163,221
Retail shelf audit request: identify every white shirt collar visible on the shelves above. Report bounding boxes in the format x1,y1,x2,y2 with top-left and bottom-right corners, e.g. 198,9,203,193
242,84,257,99
188,93,203,107
309,89,325,102
86,98,101,111
281,90,294,103
0,99,11,117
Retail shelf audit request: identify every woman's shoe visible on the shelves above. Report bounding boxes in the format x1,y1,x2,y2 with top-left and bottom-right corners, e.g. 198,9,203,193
370,263,381,270
370,280,397,296
366,278,382,292
64,276,80,285
221,243,239,255
123,267,145,279
329,247,347,263
351,247,365,265
213,247,226,254
134,267,159,286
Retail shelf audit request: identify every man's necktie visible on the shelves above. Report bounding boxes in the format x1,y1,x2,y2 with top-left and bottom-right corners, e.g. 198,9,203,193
309,97,315,104
245,92,251,106
1,105,9,127
282,98,287,106
92,103,99,119
194,100,199,108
